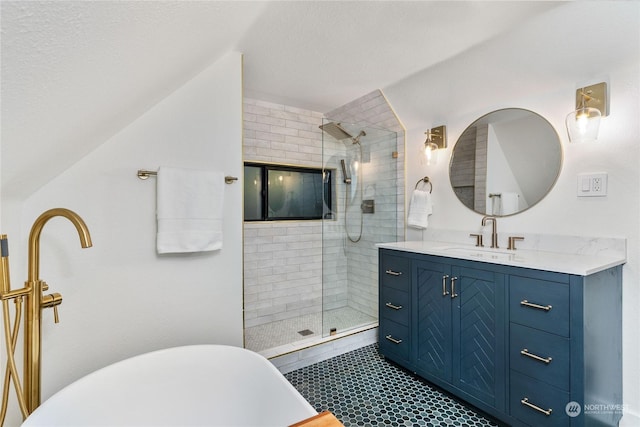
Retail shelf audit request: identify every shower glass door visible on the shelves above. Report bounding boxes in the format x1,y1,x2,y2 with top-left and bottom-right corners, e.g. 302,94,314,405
321,119,399,337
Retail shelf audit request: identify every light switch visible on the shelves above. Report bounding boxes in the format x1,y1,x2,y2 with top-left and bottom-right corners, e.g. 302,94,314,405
581,177,590,191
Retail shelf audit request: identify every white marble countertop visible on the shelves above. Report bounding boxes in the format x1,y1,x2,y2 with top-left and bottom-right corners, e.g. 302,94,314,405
377,240,626,276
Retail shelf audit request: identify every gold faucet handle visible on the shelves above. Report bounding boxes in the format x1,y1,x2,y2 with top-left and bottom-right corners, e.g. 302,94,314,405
42,292,63,324
508,236,525,250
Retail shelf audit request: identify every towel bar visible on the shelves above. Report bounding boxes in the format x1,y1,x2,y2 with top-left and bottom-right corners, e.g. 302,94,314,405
137,169,238,184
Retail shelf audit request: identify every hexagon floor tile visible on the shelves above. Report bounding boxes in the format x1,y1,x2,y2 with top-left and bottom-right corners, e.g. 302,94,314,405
285,344,501,427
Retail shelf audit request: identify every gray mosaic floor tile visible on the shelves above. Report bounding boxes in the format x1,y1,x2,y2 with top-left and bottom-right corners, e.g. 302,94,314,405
285,344,501,427
245,307,376,352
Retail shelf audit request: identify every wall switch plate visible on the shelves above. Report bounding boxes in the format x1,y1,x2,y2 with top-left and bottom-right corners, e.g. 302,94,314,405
577,173,608,197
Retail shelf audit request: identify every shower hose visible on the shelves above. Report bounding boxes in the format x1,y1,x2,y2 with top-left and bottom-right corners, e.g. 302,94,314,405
1,235,31,424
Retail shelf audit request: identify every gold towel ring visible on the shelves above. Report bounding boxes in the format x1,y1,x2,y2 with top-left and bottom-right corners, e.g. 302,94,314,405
415,177,432,193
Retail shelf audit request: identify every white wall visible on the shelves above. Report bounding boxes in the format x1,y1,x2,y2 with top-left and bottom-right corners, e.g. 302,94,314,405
1,52,243,426
384,2,640,423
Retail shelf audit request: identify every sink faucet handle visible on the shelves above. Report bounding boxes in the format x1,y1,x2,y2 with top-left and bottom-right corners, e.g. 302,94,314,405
508,236,525,250
469,233,484,247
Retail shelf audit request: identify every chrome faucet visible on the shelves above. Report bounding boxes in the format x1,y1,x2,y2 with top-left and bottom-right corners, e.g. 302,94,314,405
481,216,499,248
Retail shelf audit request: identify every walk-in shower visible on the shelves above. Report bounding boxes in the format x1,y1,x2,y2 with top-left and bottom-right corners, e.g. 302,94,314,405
242,117,399,356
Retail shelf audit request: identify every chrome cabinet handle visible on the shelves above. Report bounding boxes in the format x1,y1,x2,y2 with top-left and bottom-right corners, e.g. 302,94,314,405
385,302,403,310
385,269,403,276
450,276,458,299
442,275,450,296
520,300,552,312
521,398,553,416
521,348,553,364
385,335,402,344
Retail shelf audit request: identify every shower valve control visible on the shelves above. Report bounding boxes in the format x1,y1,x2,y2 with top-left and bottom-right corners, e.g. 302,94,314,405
361,199,375,214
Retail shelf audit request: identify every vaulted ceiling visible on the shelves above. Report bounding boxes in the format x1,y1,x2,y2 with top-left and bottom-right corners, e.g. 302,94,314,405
1,1,560,197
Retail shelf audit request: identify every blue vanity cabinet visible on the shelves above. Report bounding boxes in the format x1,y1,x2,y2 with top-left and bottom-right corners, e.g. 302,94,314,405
508,267,623,427
378,247,623,427
378,250,412,365
413,257,507,413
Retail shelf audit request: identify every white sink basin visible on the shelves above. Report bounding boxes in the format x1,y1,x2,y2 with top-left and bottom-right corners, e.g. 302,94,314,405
440,246,517,262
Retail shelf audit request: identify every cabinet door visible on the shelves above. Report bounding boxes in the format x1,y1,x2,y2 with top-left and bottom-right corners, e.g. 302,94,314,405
452,266,506,410
414,259,452,382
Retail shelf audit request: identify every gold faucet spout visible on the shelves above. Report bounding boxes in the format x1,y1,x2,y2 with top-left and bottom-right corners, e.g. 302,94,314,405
27,208,92,283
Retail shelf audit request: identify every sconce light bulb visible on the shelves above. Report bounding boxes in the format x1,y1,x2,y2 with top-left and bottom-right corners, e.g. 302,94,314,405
576,109,590,134
353,161,359,172
423,141,438,165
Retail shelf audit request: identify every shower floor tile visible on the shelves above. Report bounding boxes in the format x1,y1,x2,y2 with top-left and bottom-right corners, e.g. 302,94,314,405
244,307,376,353
285,343,502,427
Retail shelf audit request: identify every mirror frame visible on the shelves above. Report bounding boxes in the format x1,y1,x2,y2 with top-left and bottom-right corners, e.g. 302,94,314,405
449,108,563,217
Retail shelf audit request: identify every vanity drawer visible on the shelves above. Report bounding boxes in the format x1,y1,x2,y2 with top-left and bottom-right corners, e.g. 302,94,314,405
510,323,570,391
380,287,410,326
379,251,410,291
510,371,571,427
379,320,410,363
510,276,570,337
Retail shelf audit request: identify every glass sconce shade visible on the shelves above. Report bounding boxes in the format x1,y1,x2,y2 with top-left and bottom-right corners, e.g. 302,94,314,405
423,141,439,165
566,106,601,143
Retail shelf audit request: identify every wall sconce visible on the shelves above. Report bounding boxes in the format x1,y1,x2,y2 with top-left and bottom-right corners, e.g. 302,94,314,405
422,125,447,165
565,82,608,143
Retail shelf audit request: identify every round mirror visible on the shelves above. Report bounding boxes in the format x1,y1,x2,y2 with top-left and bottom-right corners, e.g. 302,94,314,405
449,108,562,216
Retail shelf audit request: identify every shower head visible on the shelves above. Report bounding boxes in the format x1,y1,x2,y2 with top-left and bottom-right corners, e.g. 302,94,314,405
320,122,367,145
319,122,353,141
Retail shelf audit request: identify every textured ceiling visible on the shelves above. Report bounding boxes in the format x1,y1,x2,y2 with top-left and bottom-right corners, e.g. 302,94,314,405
1,1,558,197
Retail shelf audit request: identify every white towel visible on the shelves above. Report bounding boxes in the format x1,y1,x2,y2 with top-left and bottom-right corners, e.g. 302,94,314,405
501,192,519,215
407,189,433,229
156,166,224,254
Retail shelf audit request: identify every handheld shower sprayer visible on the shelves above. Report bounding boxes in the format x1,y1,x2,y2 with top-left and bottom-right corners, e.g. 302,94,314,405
340,159,351,184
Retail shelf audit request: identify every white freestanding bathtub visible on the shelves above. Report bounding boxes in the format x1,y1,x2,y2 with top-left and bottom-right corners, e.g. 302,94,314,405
21,345,317,426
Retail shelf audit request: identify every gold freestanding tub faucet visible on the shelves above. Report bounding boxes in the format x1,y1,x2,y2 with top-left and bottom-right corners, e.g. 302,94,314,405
0,208,92,423
24,208,92,413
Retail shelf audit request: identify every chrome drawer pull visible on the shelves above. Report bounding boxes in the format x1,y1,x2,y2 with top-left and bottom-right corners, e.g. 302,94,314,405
385,335,402,344
385,269,403,276
521,348,553,364
521,397,553,416
520,300,552,312
442,275,450,296
385,302,403,310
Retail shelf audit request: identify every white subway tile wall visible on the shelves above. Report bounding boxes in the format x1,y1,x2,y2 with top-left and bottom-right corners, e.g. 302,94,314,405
244,100,325,329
